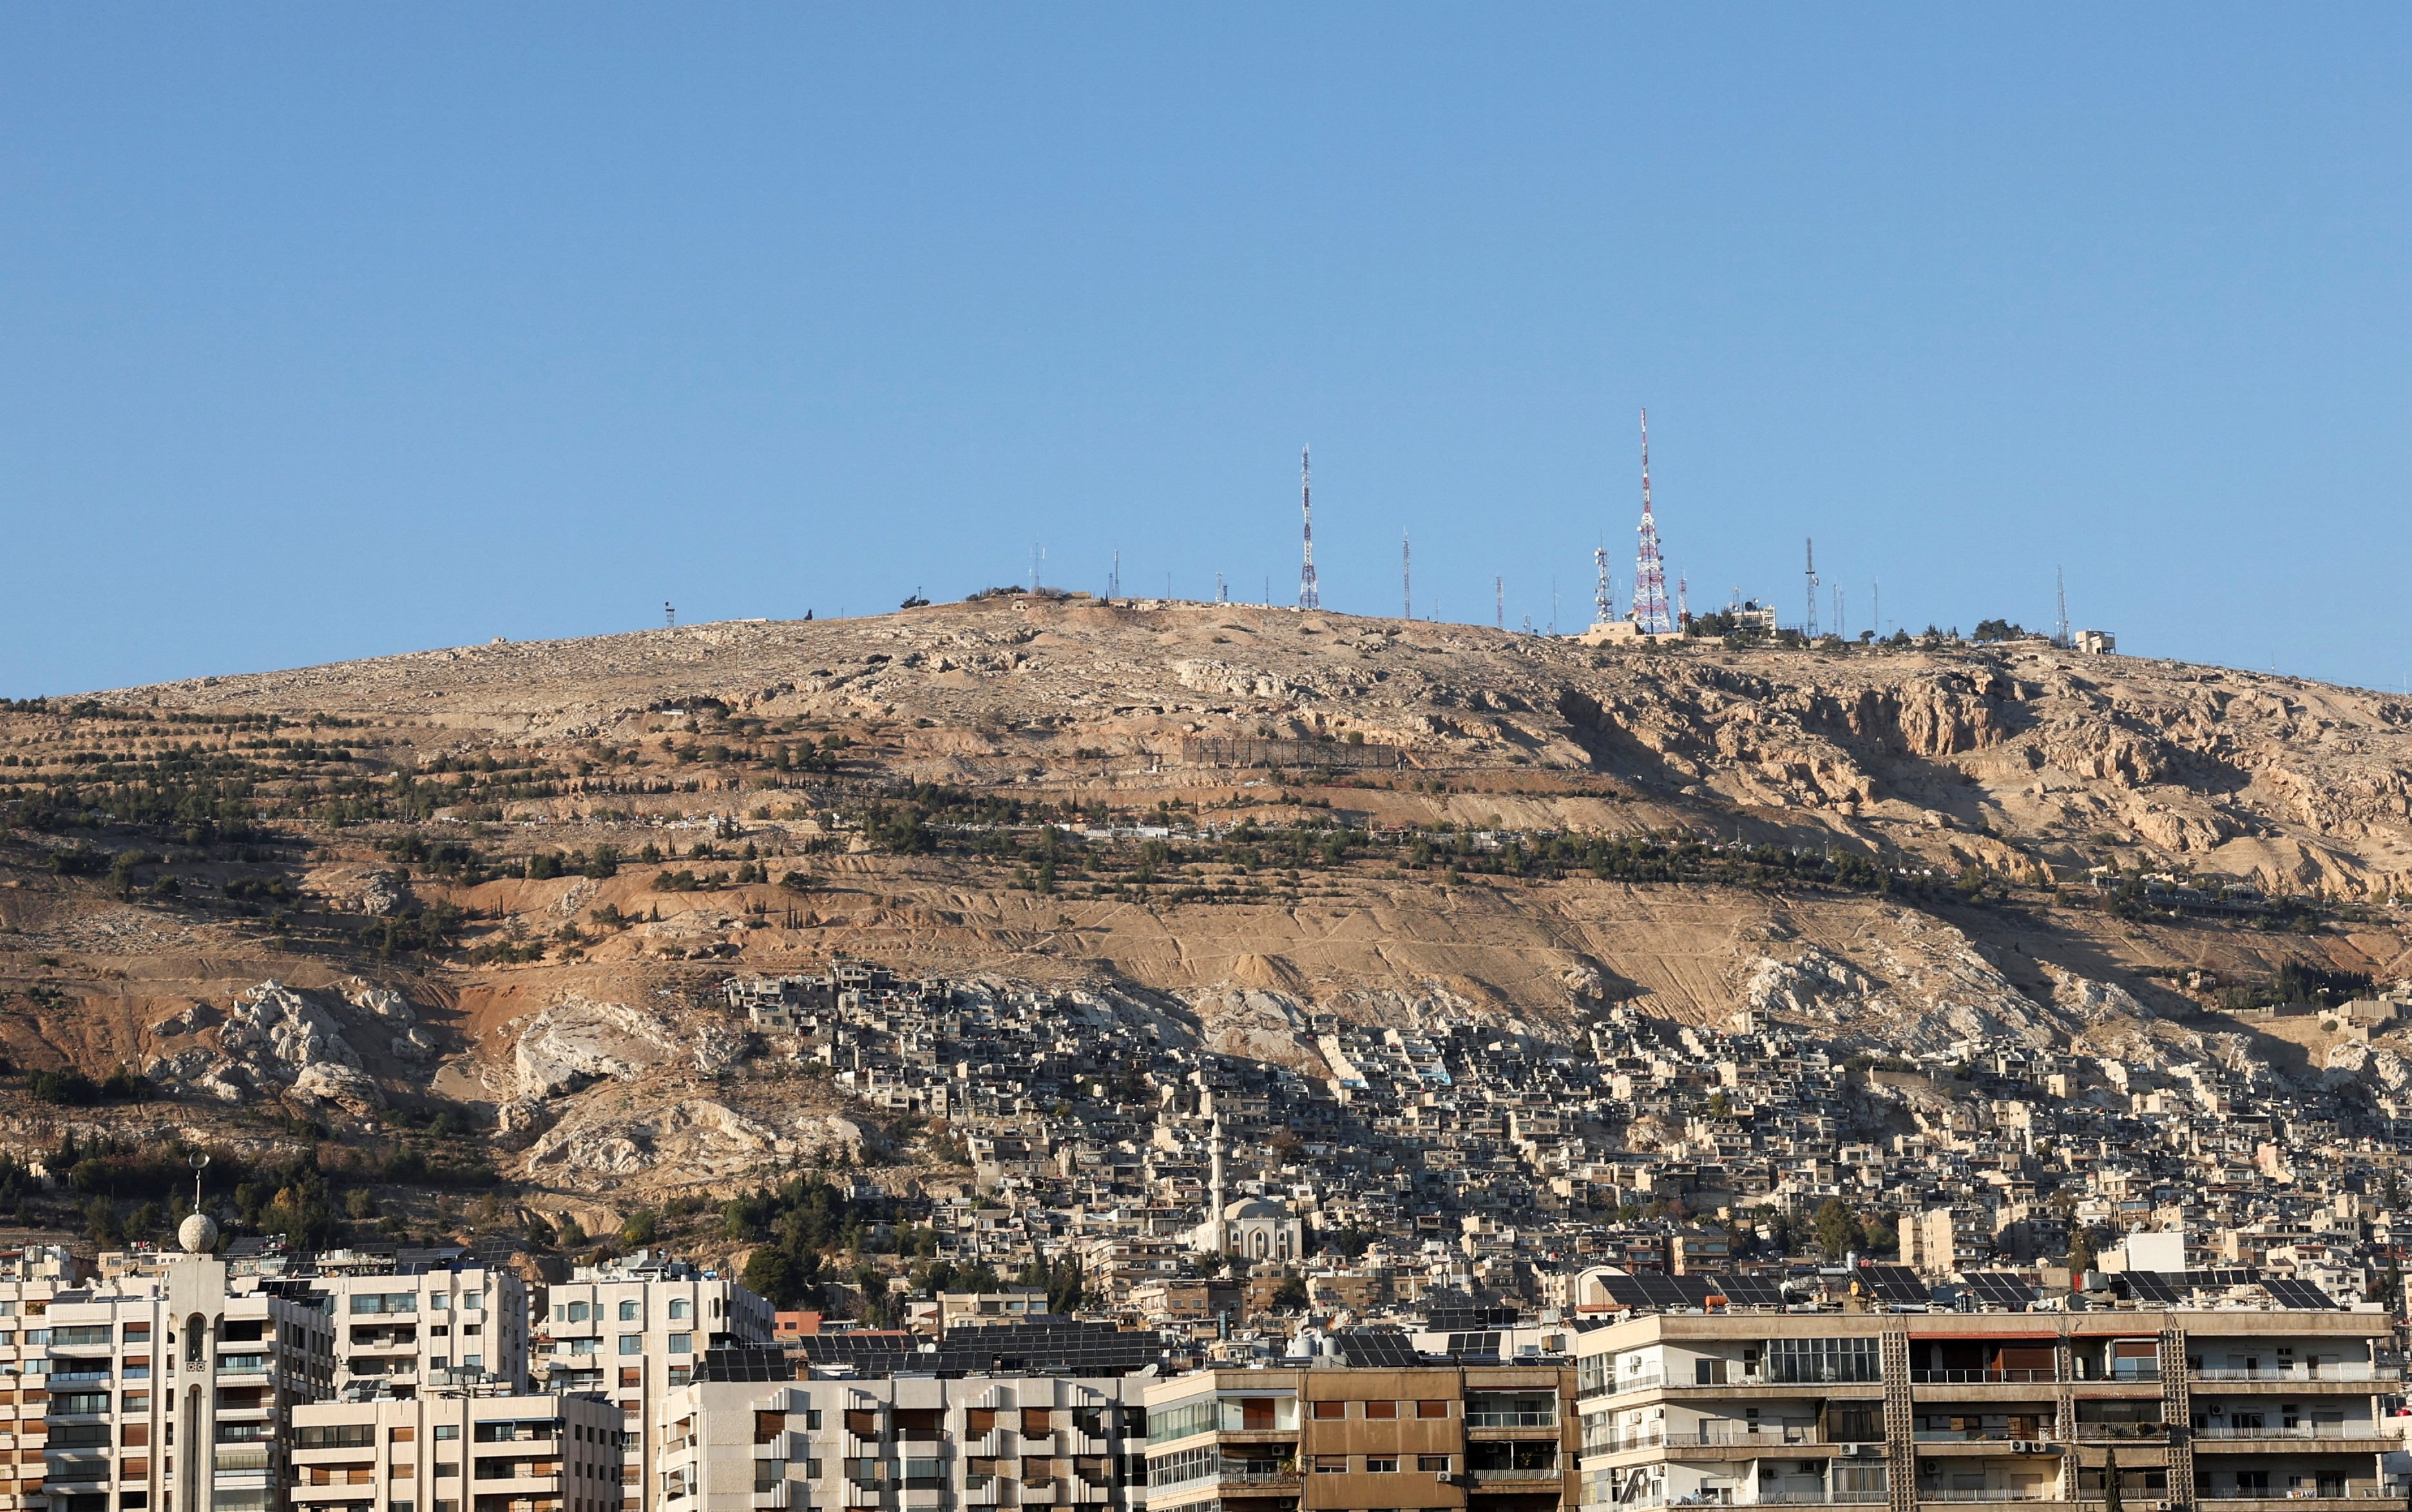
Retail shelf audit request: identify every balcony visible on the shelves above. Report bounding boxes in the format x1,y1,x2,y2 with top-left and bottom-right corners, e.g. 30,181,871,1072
2192,1365,2397,1383
2194,1425,2384,1442
1468,1411,1560,1430
1912,1371,2057,1386
1911,1491,2056,1504
2071,1426,2167,1442
1469,1466,1564,1482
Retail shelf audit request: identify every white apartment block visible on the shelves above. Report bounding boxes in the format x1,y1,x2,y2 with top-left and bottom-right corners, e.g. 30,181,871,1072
307,1267,531,1398
0,1240,336,1512
1573,1308,2400,1511
288,1391,622,1512
655,1370,1149,1512
533,1255,774,1512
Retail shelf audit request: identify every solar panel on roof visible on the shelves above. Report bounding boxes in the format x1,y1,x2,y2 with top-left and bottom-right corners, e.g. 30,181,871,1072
2262,1278,2335,1310
1707,1273,1788,1307
1338,1330,1419,1368
2121,1271,2179,1305
1855,1263,1932,1305
1960,1272,2038,1308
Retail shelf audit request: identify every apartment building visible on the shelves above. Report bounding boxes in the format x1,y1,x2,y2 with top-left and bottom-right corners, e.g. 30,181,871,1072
0,1234,337,1512
307,1263,532,1397
287,1391,622,1512
1138,1361,1578,1512
533,1254,774,1512
1571,1306,2399,1511
656,1364,1151,1512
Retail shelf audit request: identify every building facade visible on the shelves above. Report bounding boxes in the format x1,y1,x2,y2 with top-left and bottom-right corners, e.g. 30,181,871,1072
1572,1309,2399,1511
534,1256,774,1512
1139,1364,1578,1512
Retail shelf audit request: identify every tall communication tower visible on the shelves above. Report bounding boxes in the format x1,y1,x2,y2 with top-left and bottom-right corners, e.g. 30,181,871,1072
1495,576,1504,631
1631,411,1672,634
1803,539,1820,638
1297,446,1320,610
1678,574,1689,626
1402,533,1412,620
664,601,676,628
1593,544,1613,625
2054,566,2071,648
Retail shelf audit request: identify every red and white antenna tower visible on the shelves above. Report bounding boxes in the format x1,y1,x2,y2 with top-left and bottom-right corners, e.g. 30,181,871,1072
1297,446,1319,610
1631,410,1672,634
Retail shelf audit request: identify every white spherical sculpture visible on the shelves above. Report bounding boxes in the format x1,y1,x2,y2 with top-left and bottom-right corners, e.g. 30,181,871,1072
178,1212,219,1255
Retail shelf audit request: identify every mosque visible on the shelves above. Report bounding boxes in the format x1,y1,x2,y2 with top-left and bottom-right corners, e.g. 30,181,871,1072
1188,1119,1304,1263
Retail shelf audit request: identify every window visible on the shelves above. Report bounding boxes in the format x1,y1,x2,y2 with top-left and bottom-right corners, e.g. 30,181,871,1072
122,1392,149,1413
430,1294,450,1312
393,1427,417,1443
1767,1338,1881,1384
1313,1457,1348,1475
1368,1458,1399,1474
620,1369,642,1388
434,1425,461,1441
667,1334,693,1355
570,1338,598,1356
668,1299,691,1321
1365,1401,1397,1419
620,1301,640,1322
1313,1402,1346,1421
568,1302,591,1323
463,1293,483,1311
620,1335,644,1355
1417,1401,1449,1419
1417,1457,1451,1474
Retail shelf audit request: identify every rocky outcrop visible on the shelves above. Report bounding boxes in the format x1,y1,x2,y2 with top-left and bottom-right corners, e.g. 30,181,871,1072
146,980,387,1112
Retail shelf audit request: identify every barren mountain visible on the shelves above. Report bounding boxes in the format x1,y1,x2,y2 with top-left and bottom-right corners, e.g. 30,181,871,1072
5,595,2411,1245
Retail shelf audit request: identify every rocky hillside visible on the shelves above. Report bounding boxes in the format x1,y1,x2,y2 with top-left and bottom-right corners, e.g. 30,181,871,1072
2,596,2409,1247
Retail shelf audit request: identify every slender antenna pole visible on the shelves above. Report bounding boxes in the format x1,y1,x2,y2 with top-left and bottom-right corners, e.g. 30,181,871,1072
1402,533,1412,620
1297,446,1320,609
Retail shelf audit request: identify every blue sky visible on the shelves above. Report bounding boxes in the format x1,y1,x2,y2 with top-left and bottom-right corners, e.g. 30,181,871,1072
3,6,2406,696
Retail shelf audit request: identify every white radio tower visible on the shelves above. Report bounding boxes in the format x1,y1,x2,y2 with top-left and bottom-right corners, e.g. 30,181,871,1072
1297,447,1319,610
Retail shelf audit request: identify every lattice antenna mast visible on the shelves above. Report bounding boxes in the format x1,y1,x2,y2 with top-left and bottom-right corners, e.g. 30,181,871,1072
1678,573,1689,626
2054,566,2071,649
1296,446,1320,610
1402,533,1412,620
1593,543,1613,625
1803,539,1819,638
1495,577,1504,631
1630,410,1673,633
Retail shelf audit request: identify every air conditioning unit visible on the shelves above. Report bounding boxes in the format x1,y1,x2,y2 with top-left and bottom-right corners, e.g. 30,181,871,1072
1845,1444,1881,1459
2011,1441,2049,1455
1436,1473,1459,1486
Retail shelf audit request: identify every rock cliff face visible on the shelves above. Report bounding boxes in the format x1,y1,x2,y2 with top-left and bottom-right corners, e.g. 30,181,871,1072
2,599,2410,1218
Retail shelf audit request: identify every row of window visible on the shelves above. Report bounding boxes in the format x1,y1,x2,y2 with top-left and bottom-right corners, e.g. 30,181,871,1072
1311,1400,1455,1421
558,1334,691,1355
554,1299,696,1324
350,1293,488,1316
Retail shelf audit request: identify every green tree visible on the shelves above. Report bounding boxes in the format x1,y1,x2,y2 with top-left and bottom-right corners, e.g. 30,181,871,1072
620,1209,659,1247
1812,1198,1866,1260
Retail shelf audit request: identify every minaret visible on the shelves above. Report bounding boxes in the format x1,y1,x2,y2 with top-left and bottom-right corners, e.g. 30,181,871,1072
1209,1117,1229,1254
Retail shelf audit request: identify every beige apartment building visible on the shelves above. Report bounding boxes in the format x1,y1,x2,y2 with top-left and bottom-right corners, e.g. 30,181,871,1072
655,1368,1152,1512
287,1391,622,1512
0,1235,337,1512
1139,1363,1578,1512
533,1255,774,1512
1572,1308,2400,1511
